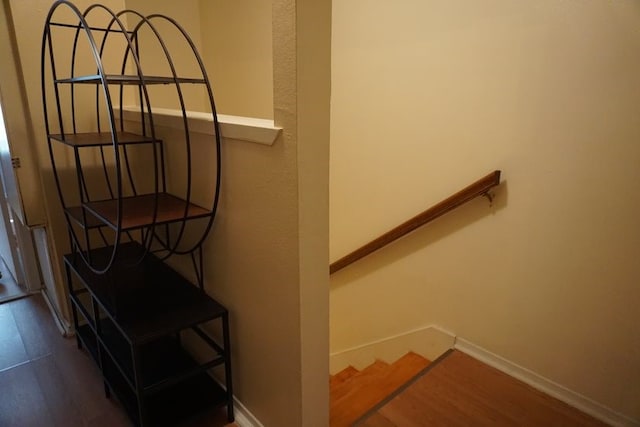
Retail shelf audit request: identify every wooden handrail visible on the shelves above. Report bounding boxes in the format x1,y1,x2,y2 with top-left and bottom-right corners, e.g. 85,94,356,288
330,170,501,274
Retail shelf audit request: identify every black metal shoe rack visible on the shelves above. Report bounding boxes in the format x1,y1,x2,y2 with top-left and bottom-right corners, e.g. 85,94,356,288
41,1,233,425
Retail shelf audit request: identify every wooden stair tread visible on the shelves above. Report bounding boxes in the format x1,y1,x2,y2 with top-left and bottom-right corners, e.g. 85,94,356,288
359,350,609,427
330,360,390,404
330,365,359,389
358,412,396,427
330,352,430,427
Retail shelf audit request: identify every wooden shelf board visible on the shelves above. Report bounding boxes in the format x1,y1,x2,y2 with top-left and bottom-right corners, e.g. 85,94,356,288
50,131,160,147
146,373,227,426
66,206,109,229
84,193,211,231
55,74,206,85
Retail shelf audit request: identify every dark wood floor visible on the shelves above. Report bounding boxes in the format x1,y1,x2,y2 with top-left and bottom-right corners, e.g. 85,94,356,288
0,260,26,304
0,294,234,427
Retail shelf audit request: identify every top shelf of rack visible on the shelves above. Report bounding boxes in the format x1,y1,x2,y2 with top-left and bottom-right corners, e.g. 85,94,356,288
48,21,133,33
49,131,160,147
55,74,206,85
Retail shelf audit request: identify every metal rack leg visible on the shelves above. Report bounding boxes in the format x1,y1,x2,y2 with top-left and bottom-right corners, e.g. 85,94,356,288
64,263,82,350
222,312,234,422
91,298,111,399
132,346,147,426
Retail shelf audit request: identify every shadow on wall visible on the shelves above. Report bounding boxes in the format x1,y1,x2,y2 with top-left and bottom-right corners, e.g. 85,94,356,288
331,180,509,285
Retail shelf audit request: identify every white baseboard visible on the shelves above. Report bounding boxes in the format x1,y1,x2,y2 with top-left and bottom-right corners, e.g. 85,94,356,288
329,325,455,374
330,329,638,425
40,288,72,337
454,337,639,427
233,396,264,427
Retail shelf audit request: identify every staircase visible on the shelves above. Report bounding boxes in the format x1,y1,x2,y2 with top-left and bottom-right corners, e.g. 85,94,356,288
329,352,430,426
331,349,610,427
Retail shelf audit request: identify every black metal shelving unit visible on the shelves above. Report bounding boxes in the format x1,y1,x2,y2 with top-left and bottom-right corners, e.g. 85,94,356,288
64,243,232,425
41,1,232,425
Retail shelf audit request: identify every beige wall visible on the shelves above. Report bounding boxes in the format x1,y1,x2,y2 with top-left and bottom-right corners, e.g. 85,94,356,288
128,1,329,424
118,2,328,422
330,0,640,421
126,0,274,119
293,0,331,422
0,3,45,227
200,0,274,119
124,0,206,111
196,0,329,423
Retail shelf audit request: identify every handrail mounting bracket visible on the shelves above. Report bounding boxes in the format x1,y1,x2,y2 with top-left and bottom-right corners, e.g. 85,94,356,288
483,191,495,207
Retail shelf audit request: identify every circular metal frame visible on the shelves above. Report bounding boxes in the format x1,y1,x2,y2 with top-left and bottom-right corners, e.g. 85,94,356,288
41,0,222,275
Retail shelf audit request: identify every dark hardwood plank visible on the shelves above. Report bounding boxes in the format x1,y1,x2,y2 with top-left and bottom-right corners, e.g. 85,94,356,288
30,355,86,427
1,294,237,427
0,361,54,427
9,294,59,359
0,261,27,303
49,340,119,421
0,302,29,371
5,295,122,424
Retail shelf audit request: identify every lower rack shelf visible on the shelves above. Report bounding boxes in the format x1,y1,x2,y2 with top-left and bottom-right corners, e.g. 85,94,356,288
102,353,227,427
66,241,234,426
75,304,230,426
